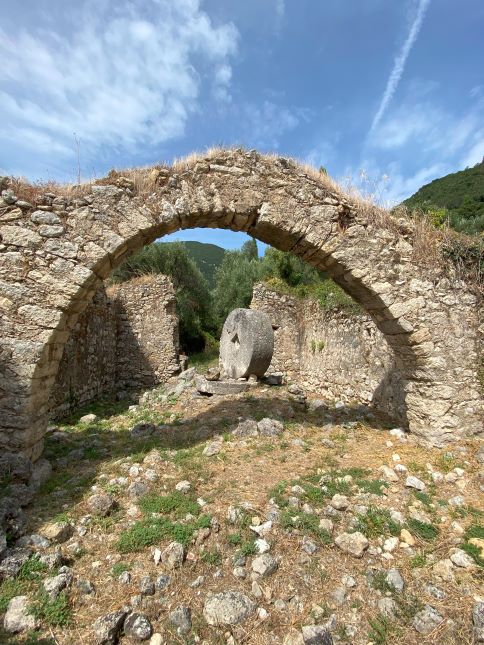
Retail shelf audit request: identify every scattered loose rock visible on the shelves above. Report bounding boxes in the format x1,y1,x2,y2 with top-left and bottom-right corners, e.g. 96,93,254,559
168,606,192,635
413,605,444,634
335,532,368,558
161,542,185,569
3,595,37,633
203,591,255,625
251,553,278,576
93,609,127,645
88,493,116,517
124,612,153,640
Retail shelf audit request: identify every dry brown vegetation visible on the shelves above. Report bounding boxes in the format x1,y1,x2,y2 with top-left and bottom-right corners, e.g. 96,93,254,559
1,379,482,645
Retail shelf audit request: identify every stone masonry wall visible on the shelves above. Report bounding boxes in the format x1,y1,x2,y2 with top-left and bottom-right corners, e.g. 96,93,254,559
109,275,180,390
49,287,117,417
1,148,482,458
251,282,407,424
49,275,180,418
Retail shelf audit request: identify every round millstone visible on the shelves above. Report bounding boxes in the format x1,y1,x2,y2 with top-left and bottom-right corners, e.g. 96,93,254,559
219,308,274,379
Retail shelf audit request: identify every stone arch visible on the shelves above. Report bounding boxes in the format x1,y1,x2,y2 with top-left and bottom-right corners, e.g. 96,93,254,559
0,149,481,460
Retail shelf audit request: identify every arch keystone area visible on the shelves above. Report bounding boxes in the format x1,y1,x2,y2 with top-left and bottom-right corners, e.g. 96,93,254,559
0,148,482,459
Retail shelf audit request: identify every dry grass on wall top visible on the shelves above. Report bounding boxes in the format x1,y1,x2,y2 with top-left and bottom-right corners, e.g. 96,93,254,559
3,147,482,293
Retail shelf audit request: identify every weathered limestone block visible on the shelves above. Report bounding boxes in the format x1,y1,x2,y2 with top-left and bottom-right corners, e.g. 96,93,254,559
220,308,274,379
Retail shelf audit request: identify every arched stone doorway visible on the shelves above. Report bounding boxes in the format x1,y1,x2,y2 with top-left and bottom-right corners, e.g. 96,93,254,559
0,149,481,460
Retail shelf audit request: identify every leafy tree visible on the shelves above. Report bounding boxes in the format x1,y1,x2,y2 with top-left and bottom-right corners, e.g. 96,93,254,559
241,238,258,261
457,194,478,221
425,205,449,229
212,249,261,327
111,242,215,351
259,247,322,286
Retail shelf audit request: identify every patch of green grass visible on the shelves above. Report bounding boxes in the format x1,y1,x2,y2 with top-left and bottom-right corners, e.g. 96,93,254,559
83,446,102,460
0,579,30,612
434,452,462,473
17,557,50,581
201,549,222,566
369,571,394,593
465,523,484,540
462,524,484,567
117,514,211,553
355,506,401,538
228,532,242,546
52,512,70,524
110,562,131,577
189,347,219,372
139,492,200,518
462,542,484,568
356,478,388,496
268,481,289,508
368,615,396,645
409,552,427,568
237,540,257,557
29,590,72,627
280,511,332,545
451,505,484,520
406,518,439,541
412,490,433,507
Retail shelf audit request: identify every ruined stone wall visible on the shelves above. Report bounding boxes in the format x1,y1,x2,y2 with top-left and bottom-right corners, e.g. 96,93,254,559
1,148,482,458
251,282,407,424
49,288,118,417
108,275,180,390
49,275,180,417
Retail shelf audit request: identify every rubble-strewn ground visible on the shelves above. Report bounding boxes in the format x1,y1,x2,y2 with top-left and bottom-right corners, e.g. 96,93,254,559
1,370,483,645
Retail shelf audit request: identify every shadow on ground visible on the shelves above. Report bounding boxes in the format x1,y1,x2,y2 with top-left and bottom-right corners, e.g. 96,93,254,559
19,387,398,536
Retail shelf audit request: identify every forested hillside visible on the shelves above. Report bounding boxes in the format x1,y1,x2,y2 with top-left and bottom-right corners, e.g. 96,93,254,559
402,160,484,234
182,241,225,288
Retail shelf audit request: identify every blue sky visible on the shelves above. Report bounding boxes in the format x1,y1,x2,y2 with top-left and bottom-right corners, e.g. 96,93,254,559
1,0,483,250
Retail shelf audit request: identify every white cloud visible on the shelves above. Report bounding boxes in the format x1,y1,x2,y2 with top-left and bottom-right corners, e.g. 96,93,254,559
240,101,309,149
370,0,431,133
0,0,238,178
368,94,484,162
274,0,285,33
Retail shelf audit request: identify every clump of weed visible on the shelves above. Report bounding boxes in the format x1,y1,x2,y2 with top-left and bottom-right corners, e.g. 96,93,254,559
355,506,401,538
227,532,242,546
462,523,484,568
139,491,200,518
237,540,257,557
280,511,332,544
434,452,462,473
356,478,388,496
367,614,397,644
117,514,211,553
409,552,427,568
0,578,30,612
29,590,71,627
369,571,394,593
110,562,131,577
406,518,439,541
17,556,49,581
201,549,222,566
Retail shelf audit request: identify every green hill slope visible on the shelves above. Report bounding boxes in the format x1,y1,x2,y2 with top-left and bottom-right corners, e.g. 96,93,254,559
402,160,484,234
181,241,225,288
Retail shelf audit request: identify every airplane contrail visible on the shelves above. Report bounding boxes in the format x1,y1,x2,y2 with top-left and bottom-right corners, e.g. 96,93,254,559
370,0,431,133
